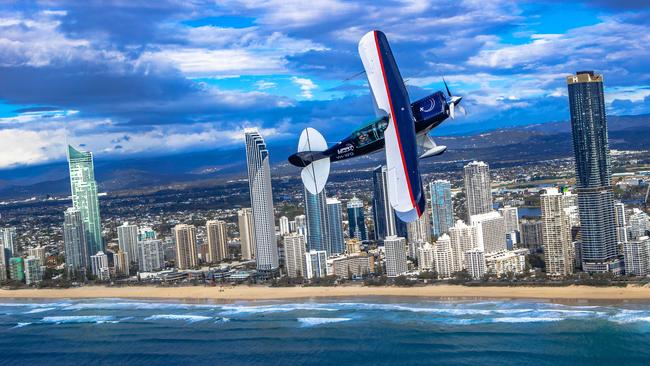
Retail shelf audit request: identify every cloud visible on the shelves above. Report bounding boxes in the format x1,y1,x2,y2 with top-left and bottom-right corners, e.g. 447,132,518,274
291,77,317,99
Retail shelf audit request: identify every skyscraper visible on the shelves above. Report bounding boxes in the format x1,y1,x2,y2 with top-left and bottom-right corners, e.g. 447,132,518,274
206,220,228,263
174,224,198,270
24,256,43,285
347,196,367,241
567,71,620,273
326,198,345,255
499,206,520,234
520,220,544,251
614,202,629,244
90,251,110,280
237,208,254,260
279,216,290,236
117,222,138,264
304,187,330,253
372,165,396,240
67,145,103,259
113,250,129,277
433,234,453,278
449,220,478,272
623,237,650,276
541,188,575,276
63,207,88,276
9,257,24,282
430,180,454,237
0,227,17,266
244,129,278,272
383,236,407,277
138,239,165,272
304,250,328,279
284,233,306,278
406,208,431,244
470,212,507,254
463,161,492,220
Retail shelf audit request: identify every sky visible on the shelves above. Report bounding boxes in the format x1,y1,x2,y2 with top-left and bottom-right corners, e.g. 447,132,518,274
0,0,649,170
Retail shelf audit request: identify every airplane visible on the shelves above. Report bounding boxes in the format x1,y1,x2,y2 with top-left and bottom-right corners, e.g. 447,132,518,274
288,30,464,223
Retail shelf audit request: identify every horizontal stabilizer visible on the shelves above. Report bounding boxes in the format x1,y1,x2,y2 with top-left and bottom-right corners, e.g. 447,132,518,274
297,128,330,194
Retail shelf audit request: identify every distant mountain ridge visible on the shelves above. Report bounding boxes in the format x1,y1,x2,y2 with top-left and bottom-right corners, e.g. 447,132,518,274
1,114,649,200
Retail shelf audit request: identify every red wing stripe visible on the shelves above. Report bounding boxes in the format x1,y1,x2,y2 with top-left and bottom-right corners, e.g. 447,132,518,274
373,31,420,215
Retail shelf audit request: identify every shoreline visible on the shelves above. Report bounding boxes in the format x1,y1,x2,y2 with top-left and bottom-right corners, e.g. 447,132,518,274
3,284,650,302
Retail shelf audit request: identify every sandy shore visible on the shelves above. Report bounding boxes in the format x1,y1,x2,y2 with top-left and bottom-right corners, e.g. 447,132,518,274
2,285,650,301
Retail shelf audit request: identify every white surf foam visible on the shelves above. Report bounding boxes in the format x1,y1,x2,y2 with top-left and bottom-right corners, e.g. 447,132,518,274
41,316,116,324
23,307,56,314
144,314,212,323
298,317,351,326
12,322,31,328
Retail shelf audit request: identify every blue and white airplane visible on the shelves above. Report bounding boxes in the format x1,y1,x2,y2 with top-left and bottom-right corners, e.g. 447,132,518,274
288,30,464,223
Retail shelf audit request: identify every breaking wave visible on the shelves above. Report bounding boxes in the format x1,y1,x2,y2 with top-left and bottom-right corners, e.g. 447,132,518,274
144,314,212,323
41,316,116,324
298,317,351,326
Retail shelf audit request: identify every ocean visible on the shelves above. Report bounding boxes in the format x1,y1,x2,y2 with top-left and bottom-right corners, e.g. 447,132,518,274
1,298,650,365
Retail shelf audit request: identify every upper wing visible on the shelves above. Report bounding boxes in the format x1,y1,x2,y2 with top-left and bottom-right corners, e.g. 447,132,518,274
358,30,425,223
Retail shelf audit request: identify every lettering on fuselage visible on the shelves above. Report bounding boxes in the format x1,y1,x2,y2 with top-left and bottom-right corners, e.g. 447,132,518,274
337,144,354,155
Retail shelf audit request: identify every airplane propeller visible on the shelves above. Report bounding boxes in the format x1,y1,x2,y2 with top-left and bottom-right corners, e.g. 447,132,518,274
442,77,466,119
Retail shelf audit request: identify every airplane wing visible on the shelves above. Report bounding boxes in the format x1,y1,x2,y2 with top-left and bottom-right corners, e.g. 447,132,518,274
358,30,425,223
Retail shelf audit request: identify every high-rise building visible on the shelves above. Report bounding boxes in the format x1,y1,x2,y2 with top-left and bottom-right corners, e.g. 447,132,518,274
0,227,17,266
113,250,129,277
541,188,575,276
464,249,486,279
90,251,110,280
304,250,327,279
284,233,306,278
499,206,519,234
407,208,431,245
331,254,374,279
326,198,345,255
24,256,43,285
63,207,88,276
417,243,435,271
567,71,620,274
485,249,527,277
304,188,330,253
27,246,46,264
237,208,255,260
347,196,367,241
629,209,650,239
383,236,407,277
470,212,507,254
67,145,103,259
614,202,629,244
623,236,650,276
434,234,453,278
138,227,157,241
279,216,290,236
244,129,278,271
449,220,478,272
174,224,198,270
520,220,544,251
9,257,24,282
0,249,5,281
463,161,492,219
206,220,228,263
138,239,165,272
430,180,454,237
117,222,138,264
372,165,396,240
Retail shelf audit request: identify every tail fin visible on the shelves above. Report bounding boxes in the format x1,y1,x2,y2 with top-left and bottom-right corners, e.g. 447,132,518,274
295,128,330,194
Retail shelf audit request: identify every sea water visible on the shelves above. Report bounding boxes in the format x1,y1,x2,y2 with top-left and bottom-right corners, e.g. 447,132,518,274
1,298,650,365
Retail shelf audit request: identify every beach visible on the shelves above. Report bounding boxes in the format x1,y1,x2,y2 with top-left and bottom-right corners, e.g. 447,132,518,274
2,284,650,301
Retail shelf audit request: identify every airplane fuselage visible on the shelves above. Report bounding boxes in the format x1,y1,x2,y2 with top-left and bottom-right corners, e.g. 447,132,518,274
288,90,450,168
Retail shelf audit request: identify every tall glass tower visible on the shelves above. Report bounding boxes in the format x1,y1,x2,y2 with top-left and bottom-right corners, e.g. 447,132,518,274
430,180,454,237
326,198,345,255
567,71,620,273
244,129,279,272
347,196,367,241
304,187,330,254
67,145,103,259
63,207,88,277
463,161,492,220
372,165,396,241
